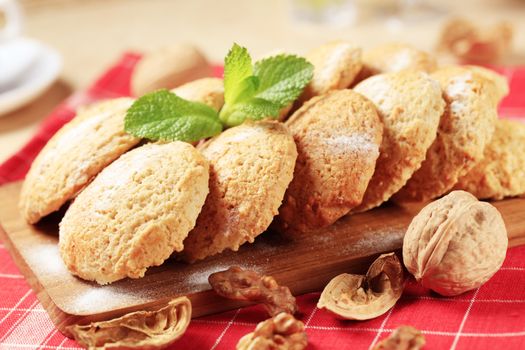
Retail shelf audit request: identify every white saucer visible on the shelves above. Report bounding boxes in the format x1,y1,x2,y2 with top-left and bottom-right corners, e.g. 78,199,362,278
0,38,62,117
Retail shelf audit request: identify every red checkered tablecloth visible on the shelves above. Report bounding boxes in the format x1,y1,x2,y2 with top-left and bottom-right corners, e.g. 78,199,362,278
0,53,524,349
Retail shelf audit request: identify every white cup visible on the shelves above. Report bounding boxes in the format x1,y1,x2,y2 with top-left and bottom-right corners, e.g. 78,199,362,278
0,0,22,42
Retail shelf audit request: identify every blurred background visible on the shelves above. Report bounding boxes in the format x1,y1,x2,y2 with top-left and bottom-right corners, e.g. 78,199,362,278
0,0,524,162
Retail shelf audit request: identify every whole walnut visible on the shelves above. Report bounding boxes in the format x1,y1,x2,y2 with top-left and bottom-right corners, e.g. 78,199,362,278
403,190,508,296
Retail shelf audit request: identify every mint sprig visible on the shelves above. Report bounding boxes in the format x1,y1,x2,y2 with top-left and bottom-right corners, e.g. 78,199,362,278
124,43,314,142
124,90,222,142
219,44,314,127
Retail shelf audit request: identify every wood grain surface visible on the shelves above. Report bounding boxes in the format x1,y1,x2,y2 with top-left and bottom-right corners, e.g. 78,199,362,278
0,180,524,336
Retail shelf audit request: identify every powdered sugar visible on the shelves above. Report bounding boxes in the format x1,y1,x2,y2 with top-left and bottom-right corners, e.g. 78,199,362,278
323,133,379,157
22,243,69,277
70,286,148,315
91,145,162,211
390,49,412,72
319,43,358,84
446,73,473,114
355,75,394,112
225,126,265,143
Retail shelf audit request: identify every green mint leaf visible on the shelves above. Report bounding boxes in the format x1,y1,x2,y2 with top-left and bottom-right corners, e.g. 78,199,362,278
224,43,253,103
220,98,280,126
253,54,314,107
231,76,260,104
220,45,314,127
125,90,222,142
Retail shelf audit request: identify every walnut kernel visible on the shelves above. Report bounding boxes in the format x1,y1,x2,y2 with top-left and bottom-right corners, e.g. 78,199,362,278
373,325,425,350
209,266,297,316
236,312,307,350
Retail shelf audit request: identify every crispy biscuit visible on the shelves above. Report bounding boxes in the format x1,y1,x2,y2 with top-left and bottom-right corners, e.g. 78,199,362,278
393,66,499,202
464,65,509,103
454,119,525,200
278,89,383,233
181,121,297,262
357,43,437,83
19,98,140,224
171,77,224,112
59,142,209,284
352,71,444,212
301,41,362,102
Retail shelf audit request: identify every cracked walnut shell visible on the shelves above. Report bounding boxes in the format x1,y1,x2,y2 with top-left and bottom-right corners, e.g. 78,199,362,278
403,190,508,296
317,253,405,320
68,296,191,349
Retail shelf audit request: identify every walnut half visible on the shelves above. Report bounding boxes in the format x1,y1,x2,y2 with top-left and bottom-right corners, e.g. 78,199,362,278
317,253,405,320
68,296,191,350
373,325,425,350
209,266,297,316
236,312,308,350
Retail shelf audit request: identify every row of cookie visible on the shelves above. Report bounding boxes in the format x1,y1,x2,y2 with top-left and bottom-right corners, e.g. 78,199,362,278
55,120,297,284
20,42,522,284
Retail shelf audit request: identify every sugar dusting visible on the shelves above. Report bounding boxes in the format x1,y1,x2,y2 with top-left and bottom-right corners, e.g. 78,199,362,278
320,43,356,84
446,73,472,114
92,145,162,211
356,75,394,112
390,49,412,72
23,243,69,277
70,286,148,315
225,125,265,143
323,133,378,157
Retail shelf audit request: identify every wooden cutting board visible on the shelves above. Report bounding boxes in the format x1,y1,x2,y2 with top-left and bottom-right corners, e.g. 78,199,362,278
1,181,525,336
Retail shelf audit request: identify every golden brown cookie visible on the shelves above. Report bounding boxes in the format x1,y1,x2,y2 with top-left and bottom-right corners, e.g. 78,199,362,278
171,77,224,112
277,89,383,233
131,44,212,96
181,121,297,262
300,41,362,102
357,43,437,83
454,119,525,200
393,66,500,202
59,142,209,284
464,65,509,103
352,71,444,212
19,98,140,224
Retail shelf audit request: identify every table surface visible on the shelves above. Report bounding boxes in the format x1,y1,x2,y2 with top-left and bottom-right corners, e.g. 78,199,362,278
0,0,524,163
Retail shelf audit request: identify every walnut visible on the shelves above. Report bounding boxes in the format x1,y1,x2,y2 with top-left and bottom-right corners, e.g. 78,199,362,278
373,325,425,350
437,18,513,63
131,44,212,96
236,312,307,350
67,296,191,349
403,190,508,296
209,266,297,316
317,253,404,320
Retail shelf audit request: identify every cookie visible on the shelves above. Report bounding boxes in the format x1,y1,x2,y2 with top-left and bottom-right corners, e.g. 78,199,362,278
59,142,209,284
454,119,525,200
181,121,297,262
277,89,383,233
171,77,224,112
352,71,444,212
357,43,437,83
19,98,140,224
393,66,500,202
364,43,437,74
464,65,509,103
131,44,212,96
300,41,362,102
